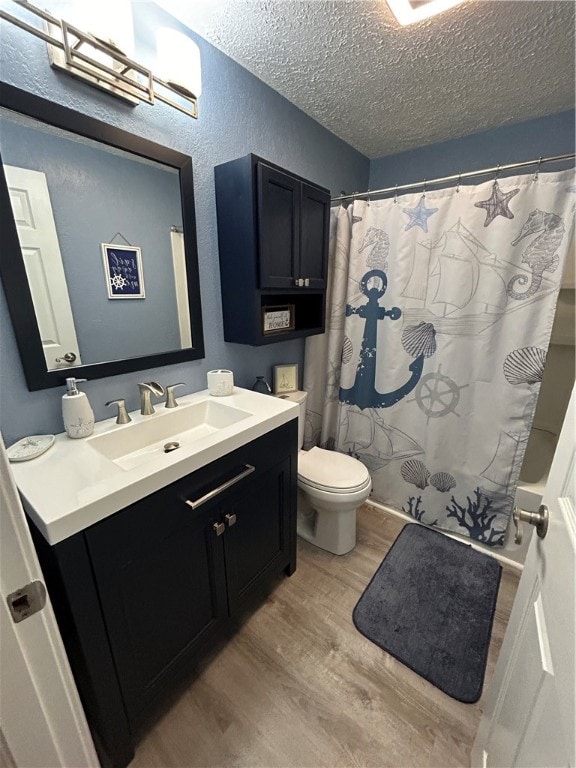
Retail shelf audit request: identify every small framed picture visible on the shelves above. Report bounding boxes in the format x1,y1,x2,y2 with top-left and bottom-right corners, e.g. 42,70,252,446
273,363,299,395
262,304,295,335
101,243,145,299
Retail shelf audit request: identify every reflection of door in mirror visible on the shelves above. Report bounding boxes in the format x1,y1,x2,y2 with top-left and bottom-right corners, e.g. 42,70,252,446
5,165,82,370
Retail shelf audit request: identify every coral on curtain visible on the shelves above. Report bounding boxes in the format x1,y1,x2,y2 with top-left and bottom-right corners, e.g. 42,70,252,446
304,169,574,545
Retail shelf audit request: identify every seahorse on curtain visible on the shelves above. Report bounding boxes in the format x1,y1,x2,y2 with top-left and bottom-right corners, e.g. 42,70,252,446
507,209,565,300
358,227,390,270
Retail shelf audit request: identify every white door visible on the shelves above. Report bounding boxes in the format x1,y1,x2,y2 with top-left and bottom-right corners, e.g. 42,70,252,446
471,386,575,768
0,435,98,767
5,165,82,370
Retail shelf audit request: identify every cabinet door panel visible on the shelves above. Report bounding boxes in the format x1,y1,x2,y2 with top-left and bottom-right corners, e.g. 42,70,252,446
224,458,291,614
86,491,227,725
257,164,299,288
300,182,329,288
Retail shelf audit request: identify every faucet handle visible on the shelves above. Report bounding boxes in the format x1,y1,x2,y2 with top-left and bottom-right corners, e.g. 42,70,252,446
105,399,132,425
165,382,186,409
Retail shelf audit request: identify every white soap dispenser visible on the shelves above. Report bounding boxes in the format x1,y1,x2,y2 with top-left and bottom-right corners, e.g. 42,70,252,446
62,378,95,439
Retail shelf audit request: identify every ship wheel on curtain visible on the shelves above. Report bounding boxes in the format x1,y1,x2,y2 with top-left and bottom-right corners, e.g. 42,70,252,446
410,364,468,421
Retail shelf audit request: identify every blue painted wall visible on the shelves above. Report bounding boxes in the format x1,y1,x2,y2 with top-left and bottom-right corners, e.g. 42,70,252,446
1,114,183,362
369,110,575,191
0,3,369,445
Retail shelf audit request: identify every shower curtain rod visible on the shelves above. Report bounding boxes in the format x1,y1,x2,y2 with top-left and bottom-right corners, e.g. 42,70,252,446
331,152,576,203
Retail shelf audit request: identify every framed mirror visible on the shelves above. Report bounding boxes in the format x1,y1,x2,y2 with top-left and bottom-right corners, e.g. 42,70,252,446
0,82,205,391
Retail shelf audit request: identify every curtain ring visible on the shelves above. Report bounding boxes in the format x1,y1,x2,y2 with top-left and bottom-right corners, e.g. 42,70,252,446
533,156,543,182
456,171,461,193
423,179,427,197
394,184,398,204
495,164,501,181
367,190,371,205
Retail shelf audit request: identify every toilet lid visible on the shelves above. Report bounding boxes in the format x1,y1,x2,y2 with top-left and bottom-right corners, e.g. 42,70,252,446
298,447,370,492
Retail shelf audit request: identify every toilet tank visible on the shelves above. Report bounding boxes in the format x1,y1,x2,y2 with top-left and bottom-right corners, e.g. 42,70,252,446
277,390,307,450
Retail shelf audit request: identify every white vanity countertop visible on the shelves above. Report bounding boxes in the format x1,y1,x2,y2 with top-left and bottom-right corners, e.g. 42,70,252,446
12,387,298,545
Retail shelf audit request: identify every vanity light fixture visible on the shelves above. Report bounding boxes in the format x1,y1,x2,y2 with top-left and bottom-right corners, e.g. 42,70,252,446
386,0,466,25
0,0,199,118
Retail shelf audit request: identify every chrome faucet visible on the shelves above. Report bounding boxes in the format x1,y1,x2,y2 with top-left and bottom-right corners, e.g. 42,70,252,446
138,381,165,415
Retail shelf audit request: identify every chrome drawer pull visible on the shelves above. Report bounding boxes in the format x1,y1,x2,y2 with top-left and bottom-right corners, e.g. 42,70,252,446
185,464,255,510
213,521,225,536
225,513,237,527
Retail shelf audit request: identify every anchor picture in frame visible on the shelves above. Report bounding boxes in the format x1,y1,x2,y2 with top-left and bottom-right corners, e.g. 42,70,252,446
102,243,145,299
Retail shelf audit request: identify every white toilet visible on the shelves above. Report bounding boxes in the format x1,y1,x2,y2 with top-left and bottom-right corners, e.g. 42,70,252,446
282,391,372,555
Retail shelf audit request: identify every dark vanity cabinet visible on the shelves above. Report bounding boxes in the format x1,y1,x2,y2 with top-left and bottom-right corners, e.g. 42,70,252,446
215,154,330,345
29,421,297,768
257,163,328,290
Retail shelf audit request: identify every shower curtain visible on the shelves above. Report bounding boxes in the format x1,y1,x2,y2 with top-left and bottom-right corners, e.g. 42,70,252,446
304,169,574,545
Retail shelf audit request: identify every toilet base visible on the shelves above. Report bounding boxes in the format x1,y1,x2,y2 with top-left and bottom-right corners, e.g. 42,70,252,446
297,487,360,555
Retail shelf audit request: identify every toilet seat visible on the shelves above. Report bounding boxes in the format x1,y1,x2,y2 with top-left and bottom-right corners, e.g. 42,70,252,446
298,447,370,494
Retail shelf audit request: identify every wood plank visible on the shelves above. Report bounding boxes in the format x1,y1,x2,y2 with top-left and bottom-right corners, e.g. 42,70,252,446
132,505,520,768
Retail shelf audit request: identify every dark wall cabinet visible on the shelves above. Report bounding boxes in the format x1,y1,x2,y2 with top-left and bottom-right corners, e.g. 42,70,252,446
215,154,330,345
29,421,297,768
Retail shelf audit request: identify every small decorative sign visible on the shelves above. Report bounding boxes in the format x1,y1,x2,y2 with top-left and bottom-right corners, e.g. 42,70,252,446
273,363,299,395
101,243,145,299
262,304,295,335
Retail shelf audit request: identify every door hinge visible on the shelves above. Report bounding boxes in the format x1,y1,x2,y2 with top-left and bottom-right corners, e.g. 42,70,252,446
6,580,46,623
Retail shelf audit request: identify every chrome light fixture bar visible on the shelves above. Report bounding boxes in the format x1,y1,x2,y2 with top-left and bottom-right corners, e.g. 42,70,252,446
0,0,198,118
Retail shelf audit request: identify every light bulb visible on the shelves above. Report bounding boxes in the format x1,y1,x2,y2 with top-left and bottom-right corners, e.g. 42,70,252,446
156,28,201,98
67,0,134,56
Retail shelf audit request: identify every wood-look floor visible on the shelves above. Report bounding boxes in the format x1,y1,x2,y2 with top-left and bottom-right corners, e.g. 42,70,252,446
132,504,520,768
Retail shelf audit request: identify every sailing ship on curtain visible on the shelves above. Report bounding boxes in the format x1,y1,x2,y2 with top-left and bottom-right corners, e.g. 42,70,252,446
304,169,574,545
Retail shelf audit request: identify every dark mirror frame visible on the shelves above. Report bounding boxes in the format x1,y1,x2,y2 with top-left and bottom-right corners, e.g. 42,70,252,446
0,82,205,391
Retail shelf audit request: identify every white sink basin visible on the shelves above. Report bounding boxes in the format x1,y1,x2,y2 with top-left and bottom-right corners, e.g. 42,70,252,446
88,400,252,471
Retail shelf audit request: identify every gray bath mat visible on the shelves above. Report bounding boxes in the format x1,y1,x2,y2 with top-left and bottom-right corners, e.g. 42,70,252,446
353,523,502,703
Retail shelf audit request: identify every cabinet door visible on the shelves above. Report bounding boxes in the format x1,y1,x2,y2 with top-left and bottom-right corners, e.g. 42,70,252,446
300,182,329,289
85,488,228,726
223,457,292,615
257,163,300,289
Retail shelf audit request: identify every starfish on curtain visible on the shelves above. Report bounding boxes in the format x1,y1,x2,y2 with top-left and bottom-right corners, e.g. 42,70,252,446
402,195,439,232
474,180,520,227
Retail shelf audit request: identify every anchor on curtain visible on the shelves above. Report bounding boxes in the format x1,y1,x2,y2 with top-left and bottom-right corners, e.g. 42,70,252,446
303,169,574,545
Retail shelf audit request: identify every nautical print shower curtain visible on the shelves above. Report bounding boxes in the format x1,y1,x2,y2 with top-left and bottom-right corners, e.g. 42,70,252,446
303,169,574,545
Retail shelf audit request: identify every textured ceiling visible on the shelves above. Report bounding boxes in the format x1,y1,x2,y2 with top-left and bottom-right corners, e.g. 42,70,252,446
158,0,576,158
